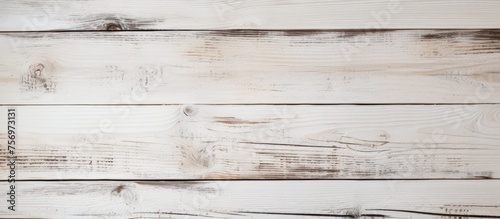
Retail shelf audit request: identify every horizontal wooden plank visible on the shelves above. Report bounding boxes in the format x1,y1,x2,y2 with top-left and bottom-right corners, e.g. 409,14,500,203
2,180,499,218
1,105,499,180
2,1,500,31
1,30,500,104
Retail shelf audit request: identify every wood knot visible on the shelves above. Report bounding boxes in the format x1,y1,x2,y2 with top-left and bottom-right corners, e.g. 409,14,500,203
106,23,122,31
34,64,45,76
346,207,362,218
183,105,197,116
110,184,138,205
21,63,57,93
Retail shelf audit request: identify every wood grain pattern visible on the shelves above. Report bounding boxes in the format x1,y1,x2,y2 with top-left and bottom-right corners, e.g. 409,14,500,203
1,105,499,180
1,30,500,104
2,0,500,31
2,180,499,218
2,0,499,216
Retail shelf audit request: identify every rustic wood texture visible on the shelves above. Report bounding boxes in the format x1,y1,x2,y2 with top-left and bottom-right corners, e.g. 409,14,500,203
2,1,500,217
1,30,500,104
2,0,500,31
1,105,499,180
2,180,499,218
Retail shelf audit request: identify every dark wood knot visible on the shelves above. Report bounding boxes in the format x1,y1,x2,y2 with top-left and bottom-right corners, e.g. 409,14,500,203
106,23,122,31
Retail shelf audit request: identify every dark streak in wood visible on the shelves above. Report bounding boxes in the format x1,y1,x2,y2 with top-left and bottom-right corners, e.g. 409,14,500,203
339,29,396,38
134,211,217,218
368,209,500,218
421,32,461,40
205,29,397,38
421,30,500,42
472,30,500,41
214,116,268,125
287,166,340,174
475,175,493,179
280,30,329,37
239,141,342,149
237,211,387,218
207,30,269,38
471,171,494,179
444,204,500,208
111,185,125,194
73,214,129,217
135,181,205,187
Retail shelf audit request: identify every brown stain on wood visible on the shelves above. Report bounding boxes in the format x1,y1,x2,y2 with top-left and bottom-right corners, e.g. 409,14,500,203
471,30,500,41
339,29,396,38
475,175,493,179
416,30,500,57
421,31,462,40
420,30,500,44
414,30,500,59
111,185,126,194
214,116,269,125
470,171,494,179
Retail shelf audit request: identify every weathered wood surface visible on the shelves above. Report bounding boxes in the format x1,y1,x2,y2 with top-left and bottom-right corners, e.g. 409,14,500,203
2,0,500,31
1,105,499,180
1,30,500,104
2,180,500,218
2,1,500,216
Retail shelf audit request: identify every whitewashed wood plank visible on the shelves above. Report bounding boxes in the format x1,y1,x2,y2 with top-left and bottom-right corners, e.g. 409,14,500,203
2,0,500,31
1,30,500,104
2,180,499,218
1,105,499,179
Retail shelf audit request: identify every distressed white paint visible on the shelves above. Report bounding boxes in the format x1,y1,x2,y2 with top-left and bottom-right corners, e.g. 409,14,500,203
1,30,500,104
2,180,500,218
1,1,499,216
1,105,499,179
1,0,500,30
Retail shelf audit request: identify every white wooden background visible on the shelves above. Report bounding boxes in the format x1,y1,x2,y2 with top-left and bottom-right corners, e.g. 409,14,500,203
1,0,500,218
